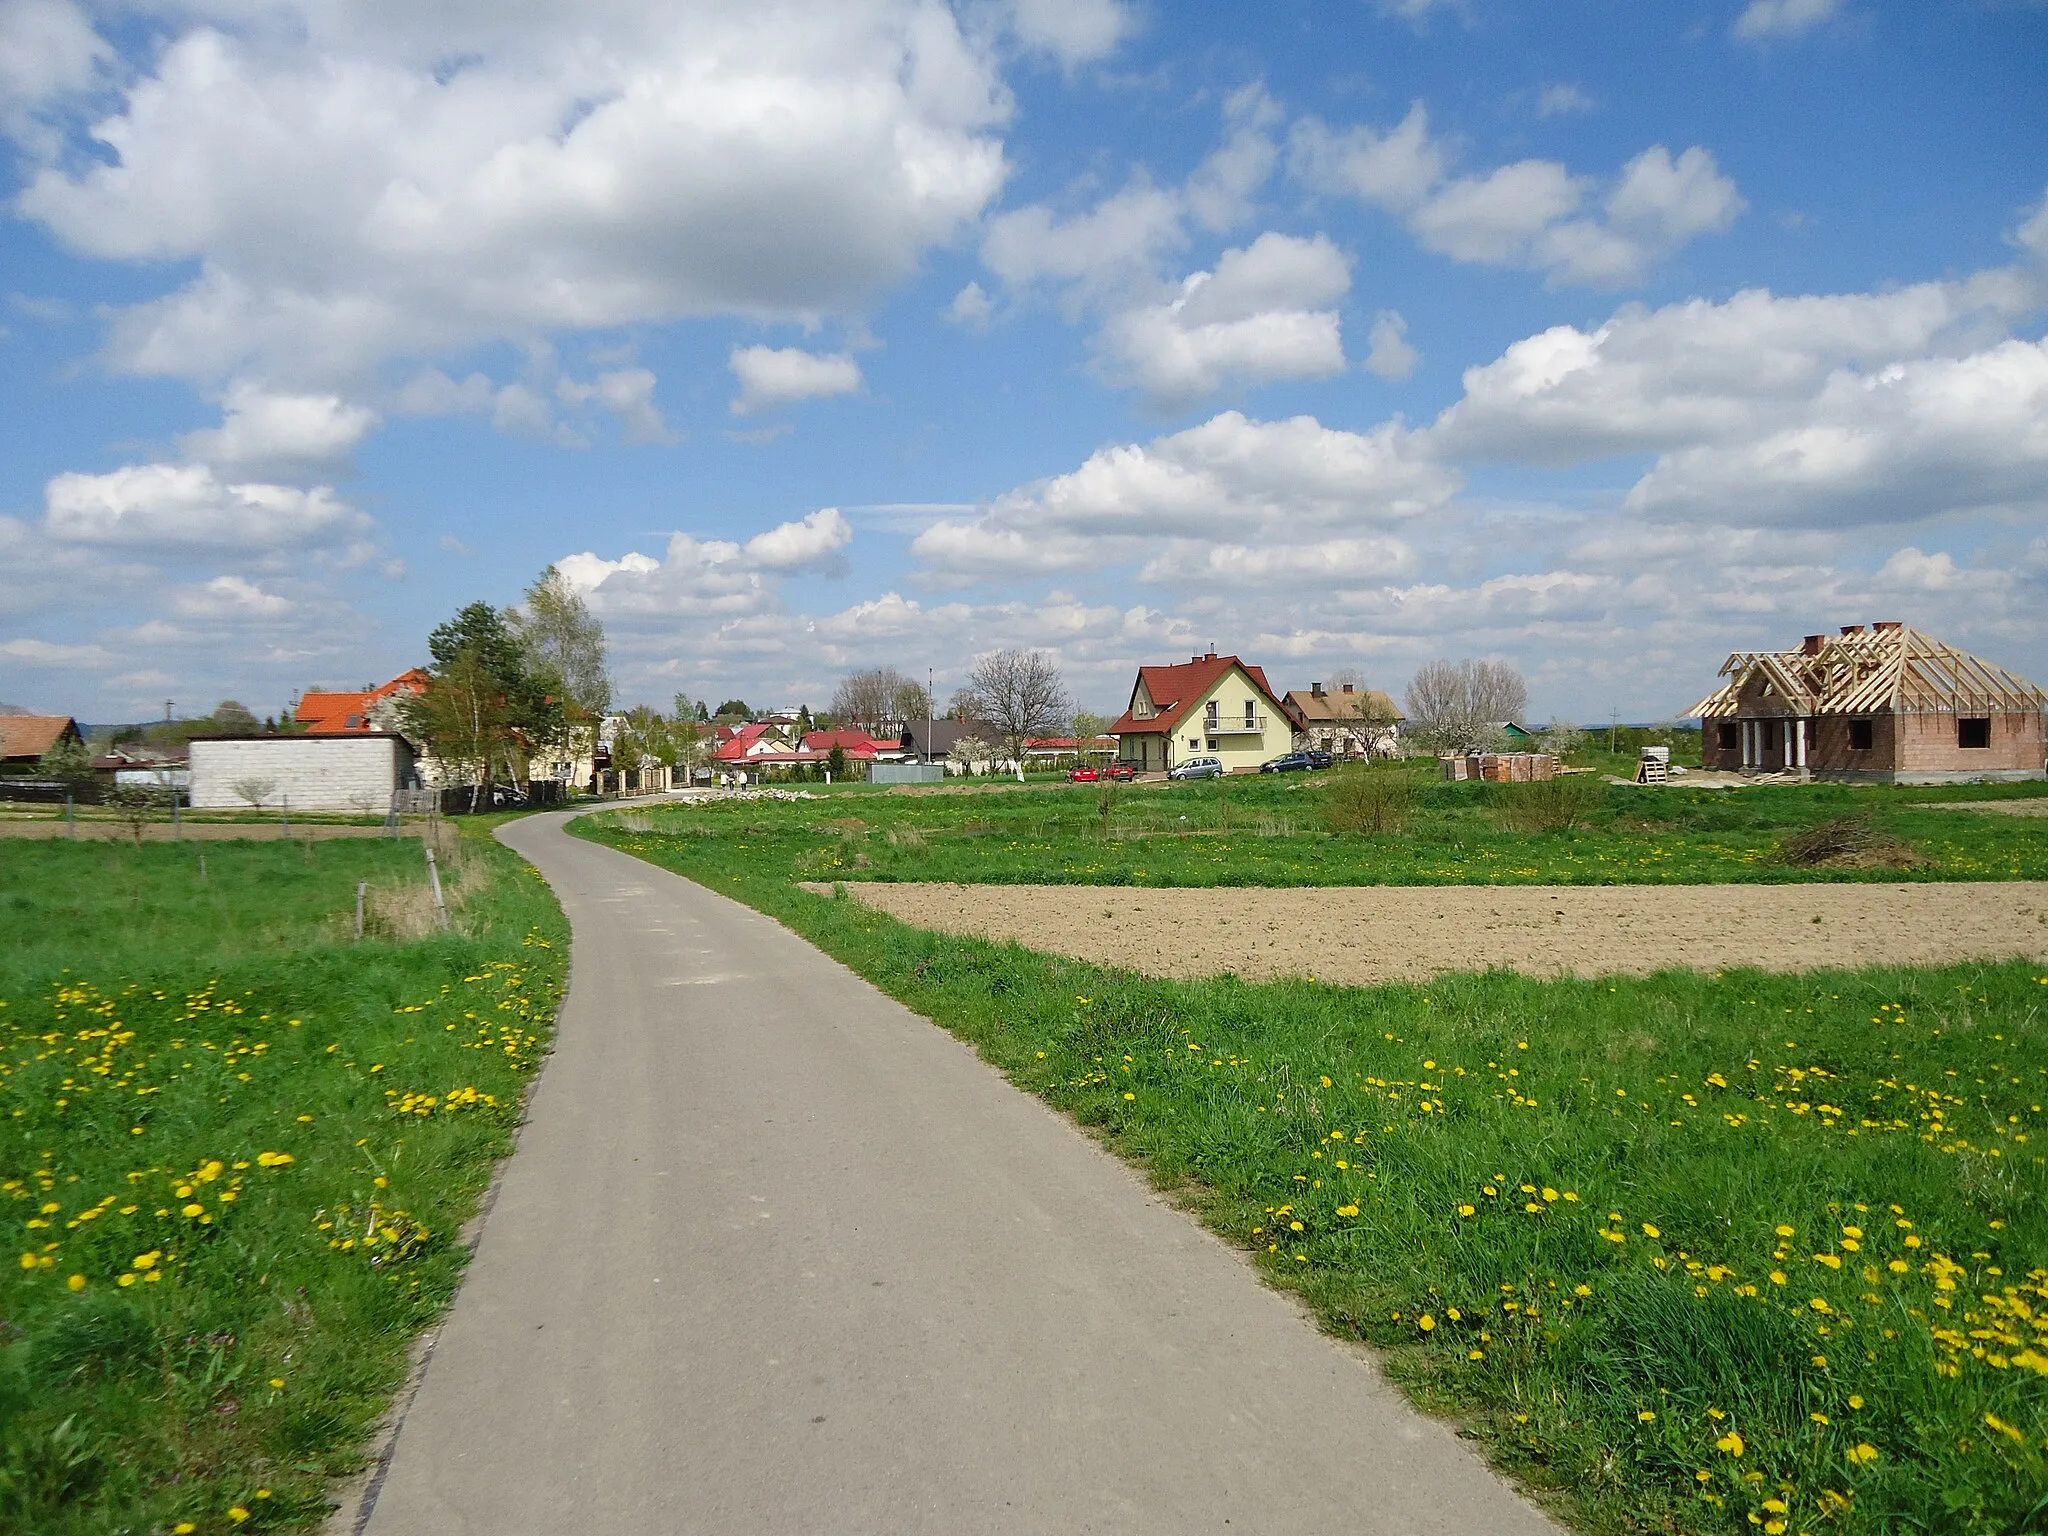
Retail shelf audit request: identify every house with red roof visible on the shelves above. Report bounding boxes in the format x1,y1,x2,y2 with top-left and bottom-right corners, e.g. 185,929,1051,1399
0,715,84,769
294,669,431,735
1107,651,1298,775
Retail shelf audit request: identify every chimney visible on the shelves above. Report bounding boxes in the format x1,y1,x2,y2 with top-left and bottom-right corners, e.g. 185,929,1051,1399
1873,620,1902,632
1191,655,1204,665
1802,634,1826,656
1311,681,1324,697
1341,683,1355,694
1204,650,1218,662
1840,624,1864,636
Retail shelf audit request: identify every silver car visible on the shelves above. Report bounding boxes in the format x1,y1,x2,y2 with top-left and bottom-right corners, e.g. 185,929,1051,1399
1167,756,1224,780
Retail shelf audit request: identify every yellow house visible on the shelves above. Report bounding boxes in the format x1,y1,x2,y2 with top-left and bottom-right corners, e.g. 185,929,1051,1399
1109,651,1298,774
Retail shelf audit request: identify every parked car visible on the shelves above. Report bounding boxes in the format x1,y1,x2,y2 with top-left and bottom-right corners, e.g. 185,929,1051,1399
1068,763,1137,782
1167,756,1224,780
1258,751,1319,774
1305,749,1332,769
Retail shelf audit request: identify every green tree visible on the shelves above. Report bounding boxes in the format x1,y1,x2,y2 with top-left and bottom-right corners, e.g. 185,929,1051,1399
35,734,92,782
511,567,611,776
422,599,557,794
826,744,848,781
399,649,517,811
714,699,750,721
212,699,260,734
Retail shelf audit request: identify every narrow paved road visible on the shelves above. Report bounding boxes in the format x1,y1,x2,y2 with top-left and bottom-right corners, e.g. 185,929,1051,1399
358,811,1556,1535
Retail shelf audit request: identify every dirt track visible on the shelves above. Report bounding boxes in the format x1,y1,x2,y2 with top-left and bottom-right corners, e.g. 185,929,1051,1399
806,880,2048,983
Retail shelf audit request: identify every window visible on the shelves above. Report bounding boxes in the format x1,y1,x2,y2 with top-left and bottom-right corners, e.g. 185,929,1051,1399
1204,700,1219,725
1762,721,1778,753
1188,738,1200,750
1244,701,1256,728
1847,719,1873,752
1716,722,1737,750
1958,717,1992,750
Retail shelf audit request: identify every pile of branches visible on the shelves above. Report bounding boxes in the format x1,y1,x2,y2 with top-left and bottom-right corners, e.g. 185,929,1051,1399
1776,813,1917,869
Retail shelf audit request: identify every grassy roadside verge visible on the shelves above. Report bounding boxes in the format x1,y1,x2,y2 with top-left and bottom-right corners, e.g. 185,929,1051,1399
0,827,567,1534
583,811,2048,1536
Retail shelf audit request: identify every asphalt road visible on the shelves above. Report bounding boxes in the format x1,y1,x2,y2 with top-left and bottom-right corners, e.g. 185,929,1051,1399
356,810,1557,1535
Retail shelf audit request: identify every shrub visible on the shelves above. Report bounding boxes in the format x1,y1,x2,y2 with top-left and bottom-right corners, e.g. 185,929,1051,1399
1492,774,1607,833
1325,765,1418,835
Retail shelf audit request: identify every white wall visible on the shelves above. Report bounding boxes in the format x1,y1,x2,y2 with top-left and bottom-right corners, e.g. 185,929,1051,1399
189,737,413,811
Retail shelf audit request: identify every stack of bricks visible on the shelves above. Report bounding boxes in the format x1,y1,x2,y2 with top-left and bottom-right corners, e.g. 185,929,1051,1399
1439,753,1558,782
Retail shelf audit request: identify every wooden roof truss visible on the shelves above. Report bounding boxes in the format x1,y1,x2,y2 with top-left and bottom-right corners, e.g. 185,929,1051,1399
1689,626,2047,719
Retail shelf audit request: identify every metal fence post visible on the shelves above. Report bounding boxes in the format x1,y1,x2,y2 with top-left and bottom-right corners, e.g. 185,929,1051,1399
355,880,367,942
65,794,75,839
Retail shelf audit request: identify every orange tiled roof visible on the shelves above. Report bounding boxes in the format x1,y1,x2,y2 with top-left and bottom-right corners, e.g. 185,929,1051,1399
296,669,429,734
0,715,80,760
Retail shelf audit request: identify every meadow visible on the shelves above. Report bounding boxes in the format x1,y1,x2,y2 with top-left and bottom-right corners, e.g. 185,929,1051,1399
0,829,566,1534
584,788,2048,1536
640,769,2048,888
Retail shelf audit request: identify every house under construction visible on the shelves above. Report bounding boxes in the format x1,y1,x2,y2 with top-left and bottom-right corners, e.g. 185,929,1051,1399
1690,622,2047,783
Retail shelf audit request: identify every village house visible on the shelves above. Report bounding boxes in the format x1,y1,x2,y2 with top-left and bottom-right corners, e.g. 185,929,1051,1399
1282,682,1403,760
293,670,430,735
1690,622,2047,783
0,715,84,771
1108,652,1295,775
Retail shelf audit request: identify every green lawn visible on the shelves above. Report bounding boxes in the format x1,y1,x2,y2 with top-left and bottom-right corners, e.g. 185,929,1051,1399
626,769,2048,887
0,829,566,1534
583,796,2048,1536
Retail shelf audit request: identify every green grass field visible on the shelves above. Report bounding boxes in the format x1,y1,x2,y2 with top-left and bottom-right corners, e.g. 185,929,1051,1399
584,790,2048,1536
632,769,2048,888
0,830,565,1534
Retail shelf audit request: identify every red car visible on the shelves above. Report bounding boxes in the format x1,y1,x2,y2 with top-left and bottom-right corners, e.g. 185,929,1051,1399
1068,763,1137,782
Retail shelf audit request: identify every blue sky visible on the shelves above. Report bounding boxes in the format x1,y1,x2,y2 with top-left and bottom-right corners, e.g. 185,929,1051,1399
3,0,2045,725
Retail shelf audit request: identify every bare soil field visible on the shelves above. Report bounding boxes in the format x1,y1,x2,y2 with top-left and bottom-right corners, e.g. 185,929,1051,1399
807,880,2048,983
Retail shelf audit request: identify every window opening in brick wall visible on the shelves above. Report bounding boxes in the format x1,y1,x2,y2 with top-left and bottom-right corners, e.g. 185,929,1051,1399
1716,722,1737,749
1958,717,1991,749
1848,719,1873,752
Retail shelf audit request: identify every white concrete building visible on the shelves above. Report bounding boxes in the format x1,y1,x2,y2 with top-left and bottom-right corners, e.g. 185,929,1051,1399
188,734,418,811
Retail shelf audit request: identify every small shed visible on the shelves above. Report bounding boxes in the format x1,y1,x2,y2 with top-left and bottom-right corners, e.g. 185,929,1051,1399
1690,622,2046,784
188,733,418,811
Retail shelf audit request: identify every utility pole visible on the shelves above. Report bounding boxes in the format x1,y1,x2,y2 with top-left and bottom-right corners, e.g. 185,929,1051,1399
1610,708,1619,754
927,668,934,767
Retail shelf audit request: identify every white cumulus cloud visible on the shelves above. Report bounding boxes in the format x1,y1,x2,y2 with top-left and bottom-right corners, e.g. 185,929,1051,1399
1096,232,1352,407
43,463,374,550
1292,105,1744,287
729,346,864,416
176,383,379,477
13,4,1012,387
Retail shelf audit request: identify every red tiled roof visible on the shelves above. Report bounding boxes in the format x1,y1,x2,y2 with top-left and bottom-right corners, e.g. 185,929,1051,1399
297,669,429,734
0,715,81,760
1106,654,1288,737
801,728,887,756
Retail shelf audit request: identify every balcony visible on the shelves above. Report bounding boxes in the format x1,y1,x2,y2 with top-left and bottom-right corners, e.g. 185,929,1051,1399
1203,714,1269,734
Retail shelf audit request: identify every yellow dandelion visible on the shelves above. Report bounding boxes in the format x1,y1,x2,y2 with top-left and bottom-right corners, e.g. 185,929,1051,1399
1716,1430,1745,1457
1846,1443,1879,1465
